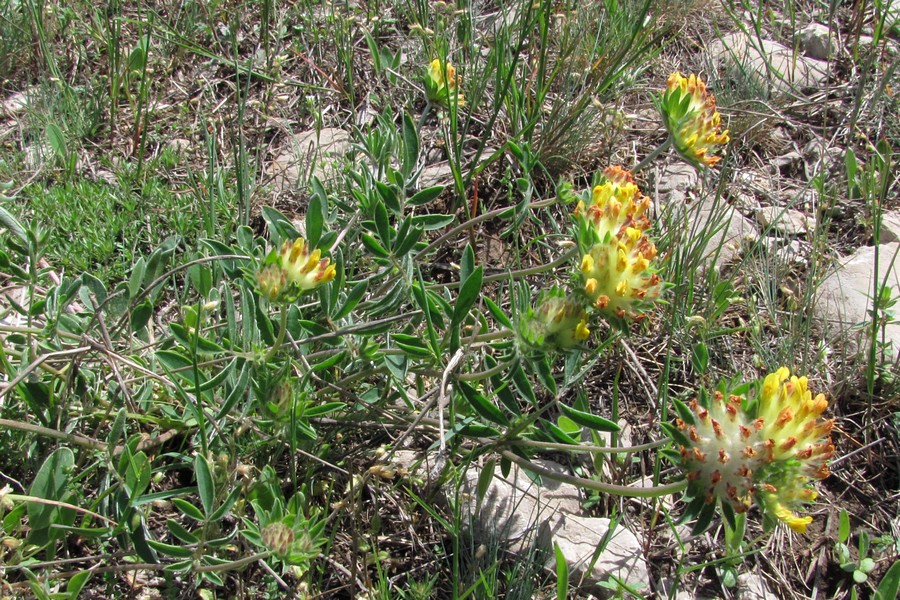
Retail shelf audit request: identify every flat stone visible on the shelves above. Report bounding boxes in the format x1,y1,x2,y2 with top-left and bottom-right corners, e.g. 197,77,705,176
799,23,838,60
704,202,759,267
1,88,34,118
267,128,351,192
707,32,829,95
461,459,582,544
757,206,814,236
737,572,774,600
418,162,454,189
549,514,649,597
656,164,758,268
878,211,900,244
654,162,700,204
816,242,900,354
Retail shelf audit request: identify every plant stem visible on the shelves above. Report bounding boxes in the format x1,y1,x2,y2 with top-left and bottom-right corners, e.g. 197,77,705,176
632,136,672,174
264,304,289,363
499,449,687,498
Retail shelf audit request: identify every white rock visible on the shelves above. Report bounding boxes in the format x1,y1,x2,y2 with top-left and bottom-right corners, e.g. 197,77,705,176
736,571,774,600
816,242,900,354
549,514,649,597
418,162,454,189
878,211,900,244
654,162,700,205
799,23,838,60
707,32,829,95
461,459,583,544
757,206,814,236
1,88,35,118
657,165,757,267
267,128,351,192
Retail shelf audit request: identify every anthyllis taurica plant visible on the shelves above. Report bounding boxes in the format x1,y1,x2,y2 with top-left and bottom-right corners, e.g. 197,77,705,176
0,65,837,596
247,68,832,567
498,71,831,540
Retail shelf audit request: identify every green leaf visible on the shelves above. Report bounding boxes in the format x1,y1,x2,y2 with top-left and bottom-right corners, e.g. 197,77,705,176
460,244,475,285
476,459,495,505
554,542,569,600
458,381,509,426
307,193,325,249
361,233,390,258
534,355,557,395
208,486,241,522
374,199,391,245
334,279,368,320
128,257,147,299
544,420,580,445
27,447,75,532
558,404,619,433
393,223,423,258
874,559,900,600
46,123,67,159
261,206,301,245
194,455,215,517
172,497,205,521
484,297,513,328
408,186,445,206
410,213,454,230
691,342,709,374
0,205,28,244
130,300,153,333
402,111,419,180
452,265,483,329
166,518,199,544
66,570,92,597
839,508,850,543
147,539,195,558
125,451,151,499
188,264,213,297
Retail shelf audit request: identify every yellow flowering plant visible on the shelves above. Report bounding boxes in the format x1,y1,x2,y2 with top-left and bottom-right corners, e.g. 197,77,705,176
663,367,834,535
658,72,730,169
573,166,662,320
255,238,336,304
519,288,590,351
425,58,465,109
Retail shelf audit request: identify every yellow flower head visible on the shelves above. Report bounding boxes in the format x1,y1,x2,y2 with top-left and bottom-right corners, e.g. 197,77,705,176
255,238,336,302
279,238,337,292
425,59,465,108
520,289,590,350
256,264,288,302
574,167,660,319
661,72,730,168
668,368,833,534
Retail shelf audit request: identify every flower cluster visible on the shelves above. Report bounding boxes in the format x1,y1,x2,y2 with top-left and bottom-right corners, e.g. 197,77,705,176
667,368,834,533
256,238,336,302
575,166,661,319
425,59,464,108
660,72,730,168
520,288,590,350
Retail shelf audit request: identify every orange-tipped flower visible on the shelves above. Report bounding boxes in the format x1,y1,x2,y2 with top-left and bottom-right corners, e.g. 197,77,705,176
255,238,336,302
425,59,465,108
669,368,833,534
279,239,337,291
660,72,730,168
574,167,661,319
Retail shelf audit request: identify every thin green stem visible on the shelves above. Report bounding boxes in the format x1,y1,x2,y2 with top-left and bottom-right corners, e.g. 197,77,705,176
632,136,672,174
500,450,687,499
264,304,289,363
416,99,433,133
